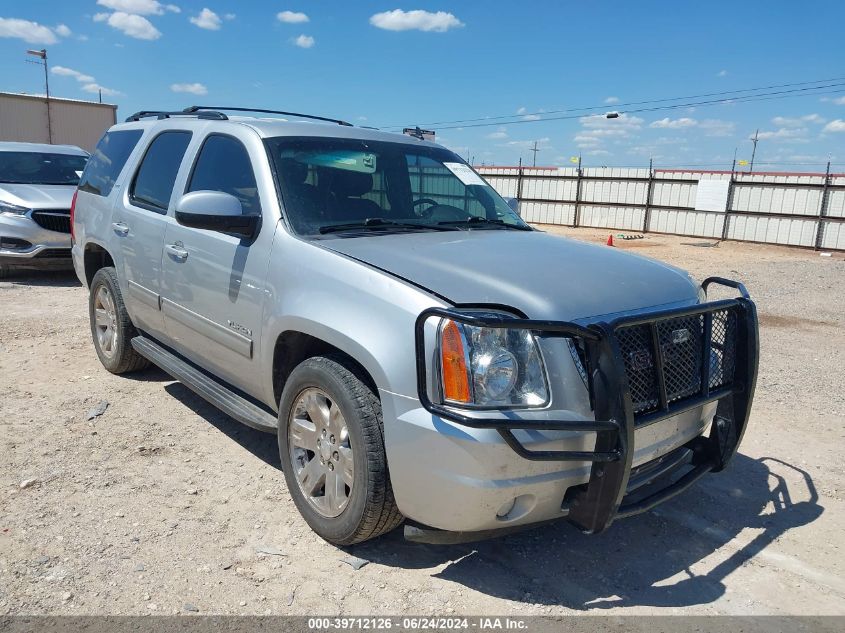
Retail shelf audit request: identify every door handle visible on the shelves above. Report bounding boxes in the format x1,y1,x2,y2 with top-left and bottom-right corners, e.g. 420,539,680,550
111,222,129,237
165,242,189,262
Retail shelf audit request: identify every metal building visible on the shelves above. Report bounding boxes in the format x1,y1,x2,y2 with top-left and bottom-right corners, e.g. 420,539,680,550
0,92,117,152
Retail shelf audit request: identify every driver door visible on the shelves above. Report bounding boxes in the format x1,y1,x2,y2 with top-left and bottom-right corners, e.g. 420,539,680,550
159,132,271,397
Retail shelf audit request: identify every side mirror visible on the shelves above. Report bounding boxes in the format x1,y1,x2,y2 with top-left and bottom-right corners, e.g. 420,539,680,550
175,191,259,239
504,197,521,217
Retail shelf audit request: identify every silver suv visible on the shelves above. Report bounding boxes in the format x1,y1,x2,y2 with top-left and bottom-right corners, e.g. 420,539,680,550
0,141,88,277
72,107,759,545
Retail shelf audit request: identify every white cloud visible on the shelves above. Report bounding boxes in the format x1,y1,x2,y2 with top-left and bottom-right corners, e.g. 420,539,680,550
699,119,735,137
52,66,95,83
578,114,643,139
574,135,600,147
650,117,698,129
224,13,235,20
95,11,161,39
516,106,526,115
96,0,177,15
486,129,508,140
604,96,619,104
756,127,809,141
190,8,221,30
54,23,72,37
717,70,728,77
823,119,845,133
522,114,541,121
827,96,845,105
0,18,58,44
293,34,314,48
81,83,123,97
277,11,309,24
369,9,463,32
587,149,611,156
505,137,551,149
772,114,826,127
170,82,208,95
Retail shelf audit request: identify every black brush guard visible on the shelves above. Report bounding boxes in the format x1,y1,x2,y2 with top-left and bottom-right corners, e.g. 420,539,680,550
413,277,759,534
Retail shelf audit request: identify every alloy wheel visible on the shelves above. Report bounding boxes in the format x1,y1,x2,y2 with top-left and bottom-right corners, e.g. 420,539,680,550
288,388,354,518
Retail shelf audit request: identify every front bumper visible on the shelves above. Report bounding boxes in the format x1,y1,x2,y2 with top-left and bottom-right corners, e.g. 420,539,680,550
0,211,71,267
396,277,758,537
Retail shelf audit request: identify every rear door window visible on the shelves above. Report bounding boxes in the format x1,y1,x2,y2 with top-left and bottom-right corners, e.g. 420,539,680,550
187,135,261,214
129,131,192,214
78,129,143,196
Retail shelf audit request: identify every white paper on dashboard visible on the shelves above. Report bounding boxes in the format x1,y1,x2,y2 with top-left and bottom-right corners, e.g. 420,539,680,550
443,162,487,187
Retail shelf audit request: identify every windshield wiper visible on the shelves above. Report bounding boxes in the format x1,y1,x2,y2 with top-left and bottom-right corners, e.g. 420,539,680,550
437,216,533,230
319,218,457,234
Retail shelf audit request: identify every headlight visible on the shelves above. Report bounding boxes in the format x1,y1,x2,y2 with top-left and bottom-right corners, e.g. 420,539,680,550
437,316,549,408
0,201,30,216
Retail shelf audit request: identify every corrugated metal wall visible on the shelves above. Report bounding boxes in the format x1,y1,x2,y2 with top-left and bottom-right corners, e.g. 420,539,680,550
477,165,845,251
0,93,117,152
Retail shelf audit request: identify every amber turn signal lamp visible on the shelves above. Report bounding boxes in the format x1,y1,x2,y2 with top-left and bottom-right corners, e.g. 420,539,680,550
440,320,471,403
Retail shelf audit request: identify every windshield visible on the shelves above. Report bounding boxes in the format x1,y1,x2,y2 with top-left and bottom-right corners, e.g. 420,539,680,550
0,151,88,186
265,136,530,236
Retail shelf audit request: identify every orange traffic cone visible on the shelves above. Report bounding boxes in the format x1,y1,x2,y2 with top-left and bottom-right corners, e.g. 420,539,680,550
606,234,615,247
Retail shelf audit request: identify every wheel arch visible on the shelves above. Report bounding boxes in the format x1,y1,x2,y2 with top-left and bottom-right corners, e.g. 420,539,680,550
83,241,115,287
271,328,384,408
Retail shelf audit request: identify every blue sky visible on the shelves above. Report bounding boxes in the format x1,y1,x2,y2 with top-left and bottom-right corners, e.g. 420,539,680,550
1,1,844,170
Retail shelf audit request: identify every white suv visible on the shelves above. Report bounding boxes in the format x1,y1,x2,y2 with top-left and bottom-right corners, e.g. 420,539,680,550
72,106,758,545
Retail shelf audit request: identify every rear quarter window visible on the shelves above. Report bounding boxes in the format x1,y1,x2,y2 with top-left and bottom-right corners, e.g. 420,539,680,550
78,129,144,197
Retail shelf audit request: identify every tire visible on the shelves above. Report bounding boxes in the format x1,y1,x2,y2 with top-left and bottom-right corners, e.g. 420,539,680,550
88,266,150,374
278,355,403,545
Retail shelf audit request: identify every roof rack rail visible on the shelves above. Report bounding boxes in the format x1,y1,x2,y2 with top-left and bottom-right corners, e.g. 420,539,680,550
125,109,228,122
183,106,353,127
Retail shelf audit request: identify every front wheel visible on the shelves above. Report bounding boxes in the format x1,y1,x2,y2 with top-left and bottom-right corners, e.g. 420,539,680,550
278,356,403,545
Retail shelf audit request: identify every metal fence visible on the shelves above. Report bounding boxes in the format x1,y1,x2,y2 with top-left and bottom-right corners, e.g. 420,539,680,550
476,164,845,251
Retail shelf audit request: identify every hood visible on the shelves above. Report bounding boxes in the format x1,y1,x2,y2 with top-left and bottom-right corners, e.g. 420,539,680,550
320,230,699,321
0,184,77,209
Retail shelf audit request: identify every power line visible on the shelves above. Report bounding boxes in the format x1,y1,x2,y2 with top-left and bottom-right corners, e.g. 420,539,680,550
382,77,845,131
420,83,845,131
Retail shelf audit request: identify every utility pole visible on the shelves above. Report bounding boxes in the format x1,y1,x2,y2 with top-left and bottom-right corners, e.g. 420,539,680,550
26,48,52,143
530,141,540,167
749,129,759,173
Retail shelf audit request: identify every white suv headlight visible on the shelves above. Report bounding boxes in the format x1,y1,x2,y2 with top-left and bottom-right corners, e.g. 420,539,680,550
437,316,549,408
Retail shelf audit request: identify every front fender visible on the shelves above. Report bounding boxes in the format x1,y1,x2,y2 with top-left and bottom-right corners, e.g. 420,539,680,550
258,231,448,408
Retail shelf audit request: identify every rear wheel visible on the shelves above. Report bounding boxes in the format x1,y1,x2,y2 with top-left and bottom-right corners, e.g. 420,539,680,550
278,356,403,545
88,267,149,374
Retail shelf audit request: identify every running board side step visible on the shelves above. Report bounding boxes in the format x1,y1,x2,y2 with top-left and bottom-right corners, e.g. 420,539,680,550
131,336,278,434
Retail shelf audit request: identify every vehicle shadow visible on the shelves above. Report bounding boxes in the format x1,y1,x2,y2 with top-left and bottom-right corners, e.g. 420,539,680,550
353,454,824,610
2,269,80,287
163,381,281,469
152,382,824,610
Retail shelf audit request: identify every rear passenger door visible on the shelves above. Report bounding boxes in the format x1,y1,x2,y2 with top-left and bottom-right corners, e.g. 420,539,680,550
160,132,270,396
114,130,192,339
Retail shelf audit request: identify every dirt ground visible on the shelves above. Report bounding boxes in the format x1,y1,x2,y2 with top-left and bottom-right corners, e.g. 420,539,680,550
1,228,844,616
